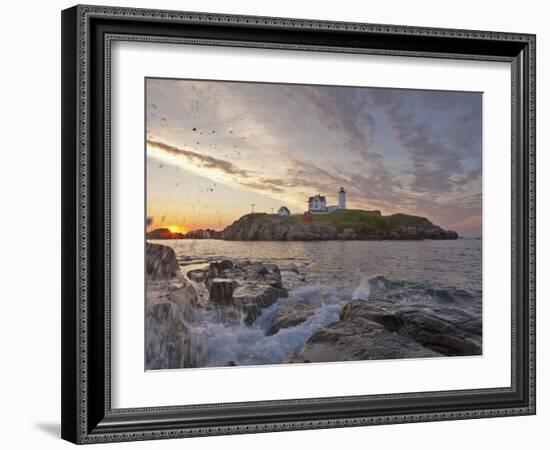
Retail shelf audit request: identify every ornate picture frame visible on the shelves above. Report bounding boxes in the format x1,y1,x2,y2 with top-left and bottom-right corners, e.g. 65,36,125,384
61,4,536,444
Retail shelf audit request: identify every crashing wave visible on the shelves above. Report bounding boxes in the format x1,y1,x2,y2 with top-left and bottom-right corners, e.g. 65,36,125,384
146,256,478,368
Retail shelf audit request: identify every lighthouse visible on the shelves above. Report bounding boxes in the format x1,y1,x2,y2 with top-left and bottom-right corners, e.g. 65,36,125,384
338,187,346,209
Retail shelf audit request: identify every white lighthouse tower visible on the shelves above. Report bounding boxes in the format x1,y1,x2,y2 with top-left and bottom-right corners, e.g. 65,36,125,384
338,187,346,209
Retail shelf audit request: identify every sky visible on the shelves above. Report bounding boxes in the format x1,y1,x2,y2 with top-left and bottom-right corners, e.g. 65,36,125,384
146,78,482,237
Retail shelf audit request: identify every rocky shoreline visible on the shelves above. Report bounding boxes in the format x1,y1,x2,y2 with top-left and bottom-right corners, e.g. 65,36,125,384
286,298,481,363
148,211,459,241
146,243,481,369
221,212,458,241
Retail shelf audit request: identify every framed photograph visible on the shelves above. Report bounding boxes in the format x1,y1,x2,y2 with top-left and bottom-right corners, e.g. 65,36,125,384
61,5,536,444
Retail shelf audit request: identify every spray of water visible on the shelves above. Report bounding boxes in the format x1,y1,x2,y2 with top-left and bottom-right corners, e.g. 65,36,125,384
187,283,344,366
146,265,478,369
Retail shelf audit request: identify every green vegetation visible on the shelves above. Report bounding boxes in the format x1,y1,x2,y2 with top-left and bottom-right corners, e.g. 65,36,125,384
224,209,457,240
248,209,431,233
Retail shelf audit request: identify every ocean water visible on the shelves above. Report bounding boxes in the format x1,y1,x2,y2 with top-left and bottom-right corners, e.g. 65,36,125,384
147,239,482,368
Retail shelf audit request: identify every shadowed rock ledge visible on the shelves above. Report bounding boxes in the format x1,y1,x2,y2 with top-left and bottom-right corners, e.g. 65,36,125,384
146,243,179,280
287,298,481,363
186,260,289,324
221,211,459,241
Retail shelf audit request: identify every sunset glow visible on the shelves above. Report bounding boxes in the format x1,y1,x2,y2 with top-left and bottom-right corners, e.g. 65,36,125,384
146,78,482,236
167,224,186,234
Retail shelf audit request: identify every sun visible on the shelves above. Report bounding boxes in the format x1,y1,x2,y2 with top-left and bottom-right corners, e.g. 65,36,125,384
167,224,185,234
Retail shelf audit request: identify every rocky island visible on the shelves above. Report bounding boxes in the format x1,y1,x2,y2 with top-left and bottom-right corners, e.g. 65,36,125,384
222,209,458,241
148,209,458,241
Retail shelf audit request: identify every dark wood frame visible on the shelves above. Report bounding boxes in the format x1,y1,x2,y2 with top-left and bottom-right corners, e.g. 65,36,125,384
61,4,536,444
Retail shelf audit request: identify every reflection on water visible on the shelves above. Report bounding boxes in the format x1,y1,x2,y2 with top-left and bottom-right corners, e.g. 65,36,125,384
158,239,481,294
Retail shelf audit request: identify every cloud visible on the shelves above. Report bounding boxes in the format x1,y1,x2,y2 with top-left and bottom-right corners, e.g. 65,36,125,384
239,181,285,194
147,139,251,178
367,89,481,194
146,79,482,235
296,85,376,157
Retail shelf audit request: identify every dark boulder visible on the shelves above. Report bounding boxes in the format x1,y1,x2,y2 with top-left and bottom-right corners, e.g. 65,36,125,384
187,268,208,283
145,299,203,369
208,279,239,306
287,317,439,363
146,243,179,280
203,260,288,323
340,299,482,356
267,301,316,335
288,296,481,363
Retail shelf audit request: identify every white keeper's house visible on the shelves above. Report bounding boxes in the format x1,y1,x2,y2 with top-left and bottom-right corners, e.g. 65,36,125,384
308,188,346,213
277,206,291,217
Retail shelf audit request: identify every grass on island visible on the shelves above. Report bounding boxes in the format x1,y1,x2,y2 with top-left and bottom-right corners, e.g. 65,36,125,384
240,209,430,233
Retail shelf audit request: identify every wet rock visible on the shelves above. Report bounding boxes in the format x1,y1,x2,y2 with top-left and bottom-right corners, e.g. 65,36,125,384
285,263,300,274
146,274,202,370
288,295,481,363
287,317,439,363
208,278,238,305
267,301,316,335
280,264,305,286
425,288,457,302
208,260,234,275
187,268,208,282
146,243,179,280
145,299,203,369
340,299,482,356
203,260,288,323
169,281,199,318
233,284,289,323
